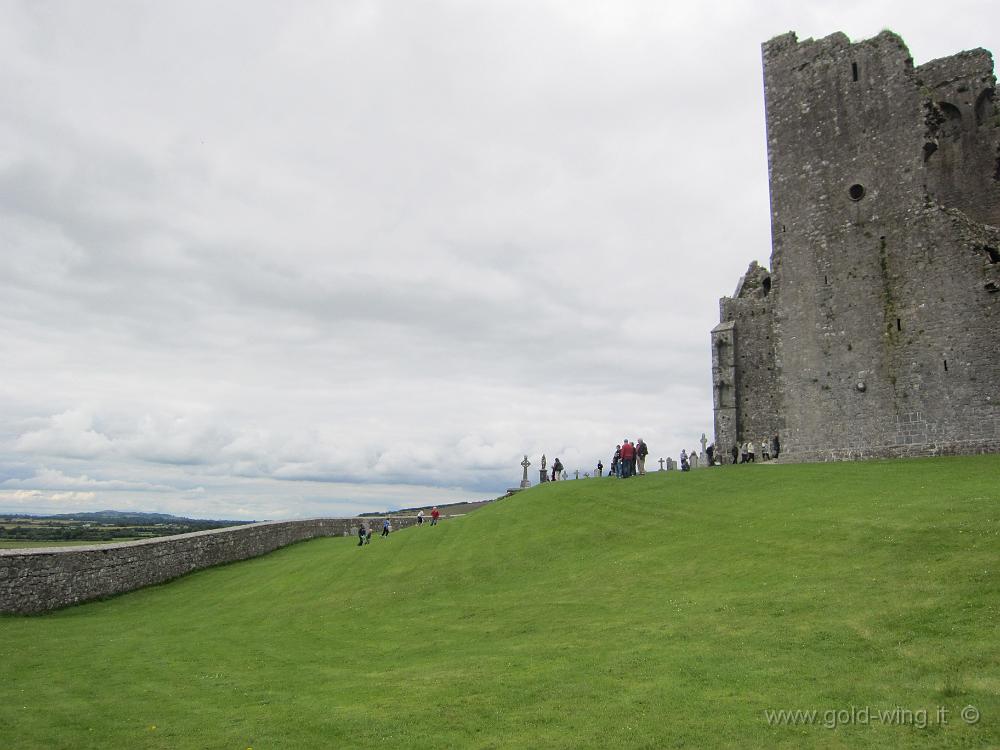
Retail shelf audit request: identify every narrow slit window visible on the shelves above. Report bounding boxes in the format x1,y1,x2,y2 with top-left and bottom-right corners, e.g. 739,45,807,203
852,62,859,82
896,318,901,332
944,360,949,371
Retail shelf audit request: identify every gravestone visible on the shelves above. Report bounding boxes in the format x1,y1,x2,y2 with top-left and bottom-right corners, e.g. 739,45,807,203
574,470,579,480
690,452,700,469
658,458,665,471
666,457,677,471
520,455,532,488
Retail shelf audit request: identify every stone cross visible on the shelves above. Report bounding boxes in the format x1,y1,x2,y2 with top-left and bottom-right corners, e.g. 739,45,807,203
520,455,531,488
658,458,665,471
700,433,708,456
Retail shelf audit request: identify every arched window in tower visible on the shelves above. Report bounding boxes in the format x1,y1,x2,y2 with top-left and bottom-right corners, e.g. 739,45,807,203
975,88,995,127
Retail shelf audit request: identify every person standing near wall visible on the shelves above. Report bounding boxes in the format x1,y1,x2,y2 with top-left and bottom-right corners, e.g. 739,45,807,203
357,524,366,547
381,519,391,537
417,510,425,526
431,507,440,525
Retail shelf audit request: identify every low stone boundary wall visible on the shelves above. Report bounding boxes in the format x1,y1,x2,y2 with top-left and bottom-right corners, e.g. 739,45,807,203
0,515,445,615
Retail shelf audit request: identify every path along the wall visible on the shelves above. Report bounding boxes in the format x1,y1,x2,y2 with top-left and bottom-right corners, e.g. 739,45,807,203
0,515,441,615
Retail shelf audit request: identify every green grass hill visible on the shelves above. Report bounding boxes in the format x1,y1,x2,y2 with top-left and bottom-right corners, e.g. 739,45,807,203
1,456,998,748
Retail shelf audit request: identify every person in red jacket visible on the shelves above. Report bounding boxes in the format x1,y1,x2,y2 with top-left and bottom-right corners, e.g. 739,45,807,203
430,507,440,525
619,439,635,478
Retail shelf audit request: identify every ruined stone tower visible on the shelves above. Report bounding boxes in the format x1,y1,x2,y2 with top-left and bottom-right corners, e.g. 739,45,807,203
712,30,1000,462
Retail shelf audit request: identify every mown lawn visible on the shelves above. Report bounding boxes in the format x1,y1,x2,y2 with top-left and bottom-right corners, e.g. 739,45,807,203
1,455,997,748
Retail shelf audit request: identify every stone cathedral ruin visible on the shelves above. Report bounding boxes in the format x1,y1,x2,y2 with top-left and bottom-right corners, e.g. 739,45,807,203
712,30,1000,462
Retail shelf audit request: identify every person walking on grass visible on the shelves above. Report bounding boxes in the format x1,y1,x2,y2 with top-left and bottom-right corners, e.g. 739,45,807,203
357,524,367,547
381,518,391,537
431,507,440,525
417,510,425,526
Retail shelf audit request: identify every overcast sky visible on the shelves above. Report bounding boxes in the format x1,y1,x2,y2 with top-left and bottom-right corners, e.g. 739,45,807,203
1,1,997,520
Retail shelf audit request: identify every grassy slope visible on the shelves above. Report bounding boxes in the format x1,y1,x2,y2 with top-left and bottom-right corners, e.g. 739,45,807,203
1,456,997,749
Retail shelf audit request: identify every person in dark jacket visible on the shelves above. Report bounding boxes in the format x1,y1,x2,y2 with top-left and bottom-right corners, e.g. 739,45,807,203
551,458,563,481
636,439,649,475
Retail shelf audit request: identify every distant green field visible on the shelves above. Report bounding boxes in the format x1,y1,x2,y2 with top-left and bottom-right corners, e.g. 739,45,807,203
1,456,997,748
0,539,140,549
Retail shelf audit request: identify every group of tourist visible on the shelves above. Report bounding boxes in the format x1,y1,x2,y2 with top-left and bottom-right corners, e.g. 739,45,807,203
730,435,780,464
357,506,440,546
602,438,649,478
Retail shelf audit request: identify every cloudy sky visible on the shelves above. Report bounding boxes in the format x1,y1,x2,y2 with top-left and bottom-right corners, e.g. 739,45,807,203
1,1,997,520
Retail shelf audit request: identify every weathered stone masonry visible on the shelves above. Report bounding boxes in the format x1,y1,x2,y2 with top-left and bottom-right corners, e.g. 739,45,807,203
0,516,427,615
713,30,1000,462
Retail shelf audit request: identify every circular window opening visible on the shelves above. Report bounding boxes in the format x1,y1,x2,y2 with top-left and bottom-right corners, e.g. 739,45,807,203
848,184,866,201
